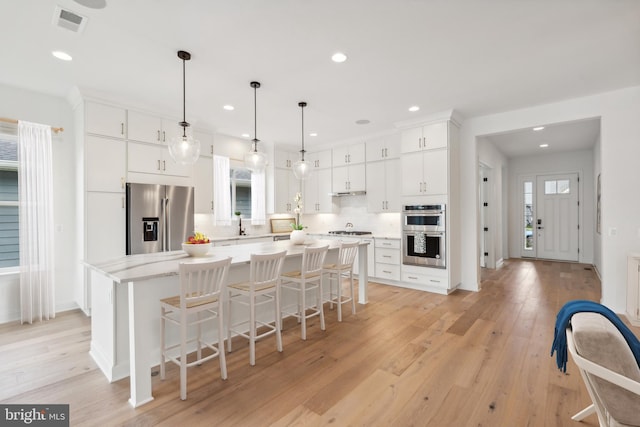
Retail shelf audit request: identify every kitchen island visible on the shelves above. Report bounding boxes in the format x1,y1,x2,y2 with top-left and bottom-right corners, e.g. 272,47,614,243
85,238,369,407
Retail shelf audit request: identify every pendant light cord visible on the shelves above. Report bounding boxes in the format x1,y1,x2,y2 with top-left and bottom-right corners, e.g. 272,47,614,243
253,84,258,152
299,101,307,161
182,56,187,138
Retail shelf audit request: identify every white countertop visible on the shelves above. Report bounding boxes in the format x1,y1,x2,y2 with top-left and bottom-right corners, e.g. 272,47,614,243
85,238,369,284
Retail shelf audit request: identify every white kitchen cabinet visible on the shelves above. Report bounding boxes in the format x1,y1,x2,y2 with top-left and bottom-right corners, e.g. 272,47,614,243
127,110,181,145
374,238,401,281
332,163,366,194
401,264,449,294
366,158,400,212
304,168,334,213
627,254,640,326
365,133,400,161
85,136,126,193
214,240,237,247
128,142,191,177
307,149,332,169
400,121,448,153
332,143,366,166
274,149,299,169
195,130,214,158
86,192,126,263
85,102,126,139
274,167,300,214
238,236,272,245
401,149,447,196
193,155,213,213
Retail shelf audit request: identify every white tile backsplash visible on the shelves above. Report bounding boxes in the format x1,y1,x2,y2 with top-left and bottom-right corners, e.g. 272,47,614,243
195,196,401,239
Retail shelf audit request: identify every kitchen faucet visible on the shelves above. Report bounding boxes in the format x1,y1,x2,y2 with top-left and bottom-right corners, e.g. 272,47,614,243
239,216,246,236
345,222,353,231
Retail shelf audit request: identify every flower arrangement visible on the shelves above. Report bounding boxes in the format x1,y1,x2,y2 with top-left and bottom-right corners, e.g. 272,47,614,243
291,192,305,230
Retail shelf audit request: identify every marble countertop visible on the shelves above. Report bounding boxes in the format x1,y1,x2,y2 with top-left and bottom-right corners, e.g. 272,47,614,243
85,238,369,284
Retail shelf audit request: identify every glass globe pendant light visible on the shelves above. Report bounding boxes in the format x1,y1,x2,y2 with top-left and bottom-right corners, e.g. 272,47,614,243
243,81,267,172
168,50,201,165
292,101,311,180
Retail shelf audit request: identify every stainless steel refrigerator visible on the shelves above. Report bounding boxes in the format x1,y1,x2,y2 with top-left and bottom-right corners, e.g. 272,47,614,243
126,183,194,255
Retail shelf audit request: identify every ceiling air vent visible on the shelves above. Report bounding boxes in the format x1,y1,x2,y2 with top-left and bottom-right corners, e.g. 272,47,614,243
53,5,88,33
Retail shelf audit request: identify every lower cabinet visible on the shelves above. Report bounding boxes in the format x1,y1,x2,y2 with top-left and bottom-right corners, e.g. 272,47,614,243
374,238,401,281
401,265,448,294
86,192,126,263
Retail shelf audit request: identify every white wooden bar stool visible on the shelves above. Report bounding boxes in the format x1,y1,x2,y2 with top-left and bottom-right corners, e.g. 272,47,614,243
280,245,329,340
160,256,231,400
322,240,359,321
226,250,287,366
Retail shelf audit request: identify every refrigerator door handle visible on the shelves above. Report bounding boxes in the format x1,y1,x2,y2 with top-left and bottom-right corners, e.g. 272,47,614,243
160,198,166,252
165,198,170,251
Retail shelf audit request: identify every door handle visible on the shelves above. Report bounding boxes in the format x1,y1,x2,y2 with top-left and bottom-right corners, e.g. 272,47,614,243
537,226,544,230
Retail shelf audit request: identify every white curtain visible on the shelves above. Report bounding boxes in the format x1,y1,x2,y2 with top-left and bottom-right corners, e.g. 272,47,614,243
251,170,266,225
17,121,55,324
213,155,231,225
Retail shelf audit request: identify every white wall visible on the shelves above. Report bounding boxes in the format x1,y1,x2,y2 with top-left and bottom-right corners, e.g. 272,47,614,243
460,85,640,313
507,149,594,262
593,133,602,276
0,83,79,323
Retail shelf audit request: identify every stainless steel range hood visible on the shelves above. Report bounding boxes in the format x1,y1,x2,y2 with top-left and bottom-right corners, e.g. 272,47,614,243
330,190,367,197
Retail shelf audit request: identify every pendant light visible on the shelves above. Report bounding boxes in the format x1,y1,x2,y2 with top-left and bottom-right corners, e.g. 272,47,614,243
292,101,311,180
243,81,267,172
168,50,201,165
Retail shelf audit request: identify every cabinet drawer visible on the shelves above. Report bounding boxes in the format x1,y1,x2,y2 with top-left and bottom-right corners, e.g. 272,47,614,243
375,263,400,281
375,247,400,264
375,239,400,249
214,240,237,247
401,271,447,289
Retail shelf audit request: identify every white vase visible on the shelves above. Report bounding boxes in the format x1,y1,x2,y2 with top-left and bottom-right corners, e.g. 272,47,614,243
290,230,306,245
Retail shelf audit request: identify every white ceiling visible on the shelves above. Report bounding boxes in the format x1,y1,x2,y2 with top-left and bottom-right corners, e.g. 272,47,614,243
1,0,639,151
481,118,601,158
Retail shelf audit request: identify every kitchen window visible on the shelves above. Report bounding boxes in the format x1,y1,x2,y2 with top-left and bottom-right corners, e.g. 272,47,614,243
0,134,19,269
230,167,252,218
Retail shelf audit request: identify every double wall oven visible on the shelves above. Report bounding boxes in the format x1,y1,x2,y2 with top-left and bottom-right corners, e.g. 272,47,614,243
402,204,446,268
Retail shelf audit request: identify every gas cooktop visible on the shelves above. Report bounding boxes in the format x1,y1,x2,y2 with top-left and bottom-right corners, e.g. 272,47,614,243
328,230,372,236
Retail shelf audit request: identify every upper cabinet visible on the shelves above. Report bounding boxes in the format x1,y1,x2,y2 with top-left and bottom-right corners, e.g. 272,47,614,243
85,135,126,193
194,130,214,158
193,155,213,213
85,102,126,139
127,110,181,145
365,133,400,161
306,149,332,169
332,143,366,166
400,121,448,153
274,149,299,169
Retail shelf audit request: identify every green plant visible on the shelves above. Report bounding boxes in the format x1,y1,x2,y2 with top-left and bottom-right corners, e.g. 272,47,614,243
234,211,241,216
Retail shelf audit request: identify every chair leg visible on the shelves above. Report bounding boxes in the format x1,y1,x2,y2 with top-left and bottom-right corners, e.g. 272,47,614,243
336,274,343,322
350,271,356,315
318,280,325,331
275,288,283,352
217,305,228,380
571,404,595,421
160,307,166,380
196,311,202,363
301,283,307,340
328,272,334,309
297,285,302,324
226,294,233,353
249,293,256,366
180,313,188,400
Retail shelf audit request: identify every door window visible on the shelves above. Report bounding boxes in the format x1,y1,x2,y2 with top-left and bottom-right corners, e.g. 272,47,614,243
523,181,533,251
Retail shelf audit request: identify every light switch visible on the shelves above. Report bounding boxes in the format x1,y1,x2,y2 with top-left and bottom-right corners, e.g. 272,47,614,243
609,227,617,236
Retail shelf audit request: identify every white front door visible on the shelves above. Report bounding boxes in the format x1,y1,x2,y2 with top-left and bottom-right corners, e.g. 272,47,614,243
535,173,579,261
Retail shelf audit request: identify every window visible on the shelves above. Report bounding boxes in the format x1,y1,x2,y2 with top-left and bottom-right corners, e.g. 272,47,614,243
544,179,570,195
0,134,19,268
230,167,252,218
523,181,533,251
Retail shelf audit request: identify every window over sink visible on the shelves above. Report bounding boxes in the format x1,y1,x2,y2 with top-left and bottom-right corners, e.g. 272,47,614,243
0,133,19,269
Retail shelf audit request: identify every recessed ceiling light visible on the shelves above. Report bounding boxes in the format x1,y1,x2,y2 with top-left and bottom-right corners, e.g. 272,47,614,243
309,132,318,137
533,126,545,131
408,106,420,112
223,105,234,111
52,50,72,61
355,119,370,125
331,52,347,63
539,143,549,148
241,133,250,138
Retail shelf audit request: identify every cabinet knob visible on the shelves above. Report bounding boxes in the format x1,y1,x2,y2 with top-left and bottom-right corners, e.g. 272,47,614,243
157,160,161,170
157,130,160,141
121,123,124,135
162,130,166,142
163,160,166,171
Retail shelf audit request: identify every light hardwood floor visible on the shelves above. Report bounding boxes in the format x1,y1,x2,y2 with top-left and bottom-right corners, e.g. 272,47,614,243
1,259,637,426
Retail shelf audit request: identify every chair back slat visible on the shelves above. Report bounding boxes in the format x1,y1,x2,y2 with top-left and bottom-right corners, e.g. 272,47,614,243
338,241,359,267
250,250,287,290
180,257,232,307
302,245,329,276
